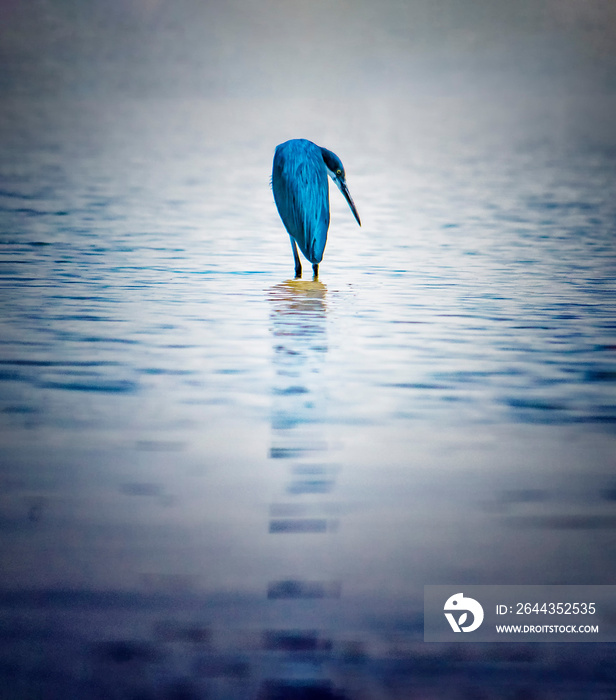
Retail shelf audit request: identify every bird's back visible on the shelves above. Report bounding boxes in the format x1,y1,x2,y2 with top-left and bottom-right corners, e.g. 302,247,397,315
272,139,330,264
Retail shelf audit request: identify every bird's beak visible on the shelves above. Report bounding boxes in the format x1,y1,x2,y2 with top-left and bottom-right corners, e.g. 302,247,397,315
336,178,361,226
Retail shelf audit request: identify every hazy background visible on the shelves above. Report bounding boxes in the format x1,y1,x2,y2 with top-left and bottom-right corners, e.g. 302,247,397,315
1,0,616,100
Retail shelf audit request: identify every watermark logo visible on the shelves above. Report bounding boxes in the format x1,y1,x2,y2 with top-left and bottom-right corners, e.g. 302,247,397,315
444,592,484,632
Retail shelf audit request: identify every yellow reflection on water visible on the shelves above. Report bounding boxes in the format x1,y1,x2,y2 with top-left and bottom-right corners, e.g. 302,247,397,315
268,278,327,318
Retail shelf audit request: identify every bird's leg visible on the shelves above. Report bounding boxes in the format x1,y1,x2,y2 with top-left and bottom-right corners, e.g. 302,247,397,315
312,263,319,278
290,237,302,278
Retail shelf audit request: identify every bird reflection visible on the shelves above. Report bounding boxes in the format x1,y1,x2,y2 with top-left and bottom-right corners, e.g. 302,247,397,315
265,278,344,695
268,279,329,460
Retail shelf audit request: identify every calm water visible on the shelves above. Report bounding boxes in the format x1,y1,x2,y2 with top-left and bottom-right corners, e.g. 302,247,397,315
1,92,615,696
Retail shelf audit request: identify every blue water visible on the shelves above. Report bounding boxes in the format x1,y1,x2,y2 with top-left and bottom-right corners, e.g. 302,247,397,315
0,91,615,696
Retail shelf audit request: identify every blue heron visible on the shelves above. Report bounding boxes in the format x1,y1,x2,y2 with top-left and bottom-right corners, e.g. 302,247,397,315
272,139,361,278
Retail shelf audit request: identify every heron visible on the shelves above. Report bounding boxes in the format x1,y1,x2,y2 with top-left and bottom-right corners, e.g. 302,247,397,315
272,139,361,278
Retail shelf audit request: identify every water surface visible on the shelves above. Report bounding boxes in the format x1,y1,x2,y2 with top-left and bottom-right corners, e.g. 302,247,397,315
0,90,615,696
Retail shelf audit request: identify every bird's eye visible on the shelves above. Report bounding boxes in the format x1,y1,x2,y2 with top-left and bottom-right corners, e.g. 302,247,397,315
336,169,342,176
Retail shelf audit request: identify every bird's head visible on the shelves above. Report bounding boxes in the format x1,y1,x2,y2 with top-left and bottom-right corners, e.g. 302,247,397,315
320,147,361,227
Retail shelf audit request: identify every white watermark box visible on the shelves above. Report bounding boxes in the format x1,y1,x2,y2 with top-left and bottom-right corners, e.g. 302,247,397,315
424,585,616,642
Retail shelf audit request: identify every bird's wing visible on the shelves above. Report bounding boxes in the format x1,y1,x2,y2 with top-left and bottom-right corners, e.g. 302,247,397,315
272,141,330,264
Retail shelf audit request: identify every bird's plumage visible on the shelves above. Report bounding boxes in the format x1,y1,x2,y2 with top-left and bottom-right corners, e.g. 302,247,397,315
272,139,360,278
272,139,330,264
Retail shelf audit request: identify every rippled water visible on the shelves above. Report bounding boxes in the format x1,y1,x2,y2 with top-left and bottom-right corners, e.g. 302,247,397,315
1,92,615,696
